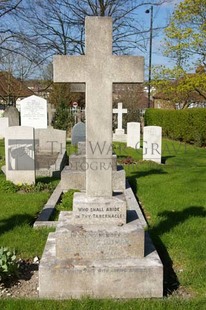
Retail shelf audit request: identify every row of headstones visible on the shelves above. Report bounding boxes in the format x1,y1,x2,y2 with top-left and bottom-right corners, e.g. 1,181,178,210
72,121,162,164
0,95,56,138
127,123,162,164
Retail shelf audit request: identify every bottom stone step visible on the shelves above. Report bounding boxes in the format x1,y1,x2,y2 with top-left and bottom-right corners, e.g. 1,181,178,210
39,232,163,299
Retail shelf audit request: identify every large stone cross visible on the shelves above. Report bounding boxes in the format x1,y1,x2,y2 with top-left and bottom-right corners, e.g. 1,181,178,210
113,102,127,132
54,17,144,197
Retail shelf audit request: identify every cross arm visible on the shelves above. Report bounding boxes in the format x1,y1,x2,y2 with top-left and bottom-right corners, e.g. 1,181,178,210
53,55,87,83
110,56,144,83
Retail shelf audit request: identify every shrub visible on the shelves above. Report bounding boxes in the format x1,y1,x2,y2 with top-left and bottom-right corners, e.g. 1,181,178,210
0,179,18,193
0,247,19,281
52,101,74,131
145,108,206,146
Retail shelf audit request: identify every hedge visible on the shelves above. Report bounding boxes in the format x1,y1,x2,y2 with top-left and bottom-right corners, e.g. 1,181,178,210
144,108,206,146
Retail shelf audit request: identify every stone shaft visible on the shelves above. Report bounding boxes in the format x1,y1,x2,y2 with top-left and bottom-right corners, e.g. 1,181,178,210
54,17,144,197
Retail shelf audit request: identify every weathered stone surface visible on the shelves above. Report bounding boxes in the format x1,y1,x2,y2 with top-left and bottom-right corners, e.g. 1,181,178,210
69,154,117,171
72,192,126,225
39,232,163,299
60,166,125,192
39,17,163,300
35,128,66,153
56,221,144,260
143,126,162,164
54,17,144,197
5,126,35,184
78,142,86,155
127,122,140,149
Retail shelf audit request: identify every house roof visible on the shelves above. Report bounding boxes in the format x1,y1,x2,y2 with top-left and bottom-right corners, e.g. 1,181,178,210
0,71,34,99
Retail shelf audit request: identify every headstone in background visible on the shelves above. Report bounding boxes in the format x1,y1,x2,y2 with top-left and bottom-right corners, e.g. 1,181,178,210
0,117,9,139
143,126,162,164
113,102,127,135
35,128,66,154
113,102,127,142
3,106,20,126
20,95,47,129
127,122,140,149
47,103,56,126
5,126,35,184
71,122,86,145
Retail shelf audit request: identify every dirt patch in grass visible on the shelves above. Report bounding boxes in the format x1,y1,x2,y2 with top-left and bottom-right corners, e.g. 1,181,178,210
0,259,39,299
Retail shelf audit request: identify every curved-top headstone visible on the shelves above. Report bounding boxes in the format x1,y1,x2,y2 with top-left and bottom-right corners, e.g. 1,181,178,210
3,106,20,126
20,95,47,129
71,122,86,145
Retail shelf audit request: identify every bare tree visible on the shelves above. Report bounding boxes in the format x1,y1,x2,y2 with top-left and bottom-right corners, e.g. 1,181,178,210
0,1,23,51
15,0,170,66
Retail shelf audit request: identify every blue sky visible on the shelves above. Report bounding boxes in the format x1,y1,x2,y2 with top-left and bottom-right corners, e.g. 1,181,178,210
140,0,182,69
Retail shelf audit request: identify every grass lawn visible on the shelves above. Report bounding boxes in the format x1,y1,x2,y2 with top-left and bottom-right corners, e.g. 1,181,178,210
115,139,206,298
0,139,206,309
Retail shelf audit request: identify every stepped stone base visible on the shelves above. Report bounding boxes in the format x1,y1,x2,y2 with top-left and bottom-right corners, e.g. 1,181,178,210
39,231,163,299
39,188,163,299
113,133,127,143
72,192,126,225
61,166,125,192
69,154,117,171
55,214,144,260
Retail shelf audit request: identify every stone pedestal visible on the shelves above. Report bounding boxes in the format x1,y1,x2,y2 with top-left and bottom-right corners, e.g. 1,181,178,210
72,192,126,225
39,211,163,299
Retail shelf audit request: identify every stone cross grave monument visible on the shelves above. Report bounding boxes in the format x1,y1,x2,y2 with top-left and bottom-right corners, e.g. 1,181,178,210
113,102,127,134
54,18,143,197
39,17,163,298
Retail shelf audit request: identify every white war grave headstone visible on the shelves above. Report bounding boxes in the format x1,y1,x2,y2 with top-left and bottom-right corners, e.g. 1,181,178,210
20,95,47,129
143,126,162,164
127,122,141,149
5,126,35,184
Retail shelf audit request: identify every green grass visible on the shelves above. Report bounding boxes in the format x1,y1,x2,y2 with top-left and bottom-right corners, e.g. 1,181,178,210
115,139,206,297
0,139,206,308
50,189,79,221
0,140,56,258
0,297,206,310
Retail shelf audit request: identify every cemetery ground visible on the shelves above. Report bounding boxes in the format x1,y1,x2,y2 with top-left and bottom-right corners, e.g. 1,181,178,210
0,139,205,309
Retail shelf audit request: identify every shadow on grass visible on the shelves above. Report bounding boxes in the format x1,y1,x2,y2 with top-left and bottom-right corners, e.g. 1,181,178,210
127,168,167,195
161,155,175,164
36,176,60,184
0,214,34,235
149,206,206,296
